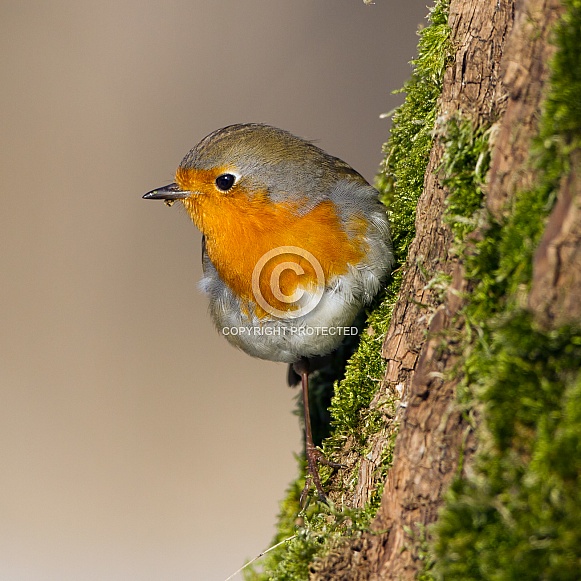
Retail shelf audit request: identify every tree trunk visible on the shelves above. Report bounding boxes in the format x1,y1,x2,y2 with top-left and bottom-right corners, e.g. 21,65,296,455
311,0,576,578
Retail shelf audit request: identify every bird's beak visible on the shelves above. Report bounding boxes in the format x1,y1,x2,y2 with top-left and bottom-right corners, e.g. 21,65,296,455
142,183,191,200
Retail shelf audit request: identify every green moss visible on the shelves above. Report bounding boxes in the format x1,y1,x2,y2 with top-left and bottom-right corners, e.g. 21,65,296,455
538,0,581,157
429,0,581,579
326,270,401,442
435,321,581,580
244,1,452,579
439,118,492,241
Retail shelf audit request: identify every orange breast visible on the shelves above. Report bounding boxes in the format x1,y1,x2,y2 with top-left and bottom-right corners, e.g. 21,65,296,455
176,168,367,317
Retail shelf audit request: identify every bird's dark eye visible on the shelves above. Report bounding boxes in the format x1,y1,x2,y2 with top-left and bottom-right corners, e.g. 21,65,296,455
215,173,236,192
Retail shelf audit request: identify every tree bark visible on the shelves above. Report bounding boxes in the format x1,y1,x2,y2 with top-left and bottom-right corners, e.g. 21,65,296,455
311,0,569,578
529,150,581,327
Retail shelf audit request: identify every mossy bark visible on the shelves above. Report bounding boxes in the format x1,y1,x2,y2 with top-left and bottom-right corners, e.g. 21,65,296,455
311,0,576,578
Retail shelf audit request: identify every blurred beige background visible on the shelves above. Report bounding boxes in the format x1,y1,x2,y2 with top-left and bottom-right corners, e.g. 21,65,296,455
1,1,427,579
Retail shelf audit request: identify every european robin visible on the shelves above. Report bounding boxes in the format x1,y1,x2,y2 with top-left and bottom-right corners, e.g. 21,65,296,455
144,124,393,501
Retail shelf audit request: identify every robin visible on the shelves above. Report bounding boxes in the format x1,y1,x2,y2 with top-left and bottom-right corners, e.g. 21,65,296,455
144,123,393,501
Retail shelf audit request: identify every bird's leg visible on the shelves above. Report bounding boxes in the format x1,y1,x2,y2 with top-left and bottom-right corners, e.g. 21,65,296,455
294,357,328,503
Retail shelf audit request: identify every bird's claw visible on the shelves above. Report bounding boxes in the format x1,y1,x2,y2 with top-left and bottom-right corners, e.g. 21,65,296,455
300,446,344,507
